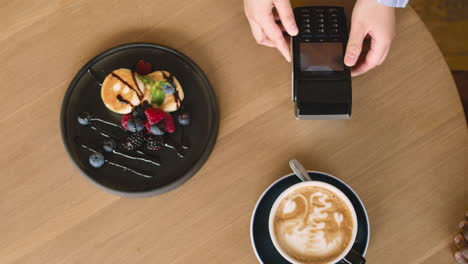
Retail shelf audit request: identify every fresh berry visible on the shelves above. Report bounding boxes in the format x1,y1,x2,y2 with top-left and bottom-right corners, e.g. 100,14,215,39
163,113,176,133
77,112,92,126
121,114,132,130
135,60,152,75
134,118,144,132
127,119,137,132
150,123,165,136
144,120,152,134
102,139,116,153
127,118,144,132
146,135,164,151
178,112,191,126
89,152,105,168
132,105,146,120
122,132,145,151
162,83,175,95
145,108,166,125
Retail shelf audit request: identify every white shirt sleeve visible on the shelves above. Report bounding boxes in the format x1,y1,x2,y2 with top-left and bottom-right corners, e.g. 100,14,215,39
373,0,409,8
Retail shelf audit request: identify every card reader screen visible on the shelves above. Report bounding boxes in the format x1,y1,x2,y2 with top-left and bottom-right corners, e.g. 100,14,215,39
300,43,344,72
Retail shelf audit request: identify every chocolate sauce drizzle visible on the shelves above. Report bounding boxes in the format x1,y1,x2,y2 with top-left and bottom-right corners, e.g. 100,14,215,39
116,95,134,107
112,149,160,166
81,116,162,165
111,71,144,100
90,117,124,130
163,72,181,108
80,144,152,178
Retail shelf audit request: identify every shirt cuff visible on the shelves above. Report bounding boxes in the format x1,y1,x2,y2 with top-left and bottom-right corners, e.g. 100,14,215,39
373,0,409,8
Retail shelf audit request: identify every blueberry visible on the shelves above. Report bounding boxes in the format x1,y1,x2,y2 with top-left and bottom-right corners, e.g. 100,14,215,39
89,152,105,168
134,118,144,132
178,112,191,126
77,112,92,126
150,123,165,135
127,118,143,132
132,106,145,119
102,139,116,153
162,83,175,95
127,119,137,132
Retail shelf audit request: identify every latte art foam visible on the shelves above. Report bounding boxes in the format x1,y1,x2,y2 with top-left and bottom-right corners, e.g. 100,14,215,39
273,186,354,264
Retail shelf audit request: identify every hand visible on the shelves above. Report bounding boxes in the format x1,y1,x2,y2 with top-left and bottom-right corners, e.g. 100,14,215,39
244,0,299,62
454,211,468,264
345,0,396,77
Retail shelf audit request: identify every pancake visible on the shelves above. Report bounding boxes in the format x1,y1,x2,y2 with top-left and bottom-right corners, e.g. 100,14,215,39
101,69,149,114
145,71,184,112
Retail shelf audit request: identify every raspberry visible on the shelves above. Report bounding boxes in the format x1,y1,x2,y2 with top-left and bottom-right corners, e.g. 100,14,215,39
145,108,166,125
146,135,164,151
144,120,152,134
163,113,176,133
121,114,132,130
135,60,152,75
122,132,145,151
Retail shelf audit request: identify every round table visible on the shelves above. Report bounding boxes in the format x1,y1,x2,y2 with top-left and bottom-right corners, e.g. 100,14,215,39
0,1,466,263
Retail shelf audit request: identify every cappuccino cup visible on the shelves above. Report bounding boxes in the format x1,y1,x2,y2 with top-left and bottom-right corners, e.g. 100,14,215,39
269,181,365,264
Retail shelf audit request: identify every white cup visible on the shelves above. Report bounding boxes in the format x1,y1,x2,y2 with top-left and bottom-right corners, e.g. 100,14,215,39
268,181,358,264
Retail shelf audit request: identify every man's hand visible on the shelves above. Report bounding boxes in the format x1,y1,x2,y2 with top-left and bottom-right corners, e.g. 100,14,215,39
345,0,396,76
455,212,468,264
244,0,298,62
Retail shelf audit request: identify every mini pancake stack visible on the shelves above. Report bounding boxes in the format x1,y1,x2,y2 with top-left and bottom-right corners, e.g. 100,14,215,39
145,70,184,112
101,69,184,114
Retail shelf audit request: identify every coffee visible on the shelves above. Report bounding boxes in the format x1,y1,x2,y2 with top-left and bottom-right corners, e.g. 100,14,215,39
271,185,355,264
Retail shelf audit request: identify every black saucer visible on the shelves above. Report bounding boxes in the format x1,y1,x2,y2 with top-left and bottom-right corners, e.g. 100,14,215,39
250,172,370,264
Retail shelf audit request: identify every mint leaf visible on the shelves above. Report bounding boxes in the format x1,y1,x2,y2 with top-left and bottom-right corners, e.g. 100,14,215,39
151,86,165,106
137,74,155,85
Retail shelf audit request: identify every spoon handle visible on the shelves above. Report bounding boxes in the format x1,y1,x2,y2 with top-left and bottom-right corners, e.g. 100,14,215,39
289,159,312,182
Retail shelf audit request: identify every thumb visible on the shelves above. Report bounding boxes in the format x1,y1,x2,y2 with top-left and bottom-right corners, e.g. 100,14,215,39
345,25,367,67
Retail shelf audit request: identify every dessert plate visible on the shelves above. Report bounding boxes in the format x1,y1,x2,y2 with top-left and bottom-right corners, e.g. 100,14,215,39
250,172,370,264
60,43,219,197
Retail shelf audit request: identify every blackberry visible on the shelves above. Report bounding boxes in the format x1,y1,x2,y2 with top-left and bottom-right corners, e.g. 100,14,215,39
146,135,164,151
122,132,145,151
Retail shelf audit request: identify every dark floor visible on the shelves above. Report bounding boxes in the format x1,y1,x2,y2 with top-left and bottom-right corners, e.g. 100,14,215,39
452,71,468,121
410,0,468,121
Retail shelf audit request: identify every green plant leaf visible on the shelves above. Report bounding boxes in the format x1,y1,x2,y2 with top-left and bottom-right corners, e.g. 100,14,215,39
137,74,155,85
151,86,165,106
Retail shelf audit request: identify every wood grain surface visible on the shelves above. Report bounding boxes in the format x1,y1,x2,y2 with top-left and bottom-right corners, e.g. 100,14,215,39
0,1,467,263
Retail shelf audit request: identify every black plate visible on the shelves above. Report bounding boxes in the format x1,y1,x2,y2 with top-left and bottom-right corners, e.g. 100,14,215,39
60,43,219,197
250,172,370,264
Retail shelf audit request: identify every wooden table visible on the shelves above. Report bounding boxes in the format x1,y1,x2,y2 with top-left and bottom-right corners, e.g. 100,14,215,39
1,1,467,263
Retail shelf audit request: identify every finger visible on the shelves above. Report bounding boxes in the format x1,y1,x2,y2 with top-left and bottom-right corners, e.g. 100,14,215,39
344,24,367,66
275,20,287,33
379,46,390,65
259,14,291,61
455,251,468,264
351,61,371,77
351,37,389,76
273,0,298,36
460,221,468,241
454,234,468,259
248,19,275,48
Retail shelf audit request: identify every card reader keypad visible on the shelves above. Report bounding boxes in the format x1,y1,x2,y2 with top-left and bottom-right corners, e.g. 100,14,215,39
296,7,345,42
